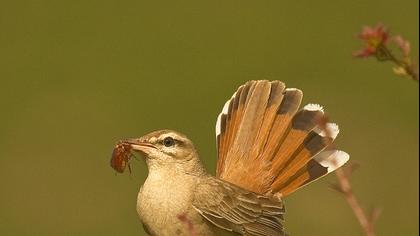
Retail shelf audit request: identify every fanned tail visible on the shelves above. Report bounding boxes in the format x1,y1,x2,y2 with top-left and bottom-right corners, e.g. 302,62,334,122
215,80,349,197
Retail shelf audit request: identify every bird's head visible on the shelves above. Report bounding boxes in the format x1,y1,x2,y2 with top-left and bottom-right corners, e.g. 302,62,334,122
121,130,204,173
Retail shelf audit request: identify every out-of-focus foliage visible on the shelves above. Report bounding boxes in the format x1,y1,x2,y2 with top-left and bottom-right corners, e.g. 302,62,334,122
0,1,418,235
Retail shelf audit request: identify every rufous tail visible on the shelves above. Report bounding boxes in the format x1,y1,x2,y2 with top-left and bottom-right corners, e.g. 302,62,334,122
215,80,349,197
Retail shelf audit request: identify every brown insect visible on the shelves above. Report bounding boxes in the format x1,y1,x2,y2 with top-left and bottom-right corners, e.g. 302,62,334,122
110,141,133,173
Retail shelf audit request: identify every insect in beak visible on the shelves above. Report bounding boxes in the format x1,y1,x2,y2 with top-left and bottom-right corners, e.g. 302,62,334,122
110,139,156,174
110,141,134,174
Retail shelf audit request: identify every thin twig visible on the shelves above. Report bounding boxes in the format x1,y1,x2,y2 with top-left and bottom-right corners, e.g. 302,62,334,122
318,116,380,236
377,44,419,82
334,168,377,236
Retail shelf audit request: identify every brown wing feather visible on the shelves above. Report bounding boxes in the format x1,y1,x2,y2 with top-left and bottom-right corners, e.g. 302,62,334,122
193,177,286,236
215,80,349,197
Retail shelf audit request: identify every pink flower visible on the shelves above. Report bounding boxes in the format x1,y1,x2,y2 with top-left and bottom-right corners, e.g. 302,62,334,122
353,24,389,58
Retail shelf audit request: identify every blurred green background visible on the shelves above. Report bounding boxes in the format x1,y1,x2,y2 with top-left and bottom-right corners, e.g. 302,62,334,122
0,1,418,235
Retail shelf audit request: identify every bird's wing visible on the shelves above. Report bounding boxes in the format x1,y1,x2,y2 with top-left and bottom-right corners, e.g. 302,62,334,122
193,177,286,236
215,80,349,197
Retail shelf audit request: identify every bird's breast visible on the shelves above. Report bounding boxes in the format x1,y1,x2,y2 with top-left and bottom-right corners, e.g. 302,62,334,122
136,169,198,235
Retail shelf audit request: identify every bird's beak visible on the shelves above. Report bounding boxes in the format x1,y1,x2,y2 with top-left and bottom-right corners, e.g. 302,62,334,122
121,138,157,155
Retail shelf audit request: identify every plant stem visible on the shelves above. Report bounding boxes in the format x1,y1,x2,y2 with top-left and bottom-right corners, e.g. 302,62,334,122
334,168,376,236
377,44,419,82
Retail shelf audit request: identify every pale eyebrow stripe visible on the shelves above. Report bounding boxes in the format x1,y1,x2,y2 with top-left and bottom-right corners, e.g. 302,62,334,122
157,133,187,145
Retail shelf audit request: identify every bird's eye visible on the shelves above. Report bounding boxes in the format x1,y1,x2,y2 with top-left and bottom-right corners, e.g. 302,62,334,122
163,137,175,147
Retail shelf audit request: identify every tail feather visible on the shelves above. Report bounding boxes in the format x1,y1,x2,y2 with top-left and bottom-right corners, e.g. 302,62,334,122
260,88,302,164
269,104,324,179
215,80,349,197
230,81,271,158
279,149,350,196
218,81,274,193
270,123,338,193
248,81,285,163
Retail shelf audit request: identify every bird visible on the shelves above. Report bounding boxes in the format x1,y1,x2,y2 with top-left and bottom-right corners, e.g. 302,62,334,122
110,80,349,236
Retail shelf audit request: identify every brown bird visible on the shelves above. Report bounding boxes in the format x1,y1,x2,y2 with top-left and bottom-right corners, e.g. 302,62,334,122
111,80,349,236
